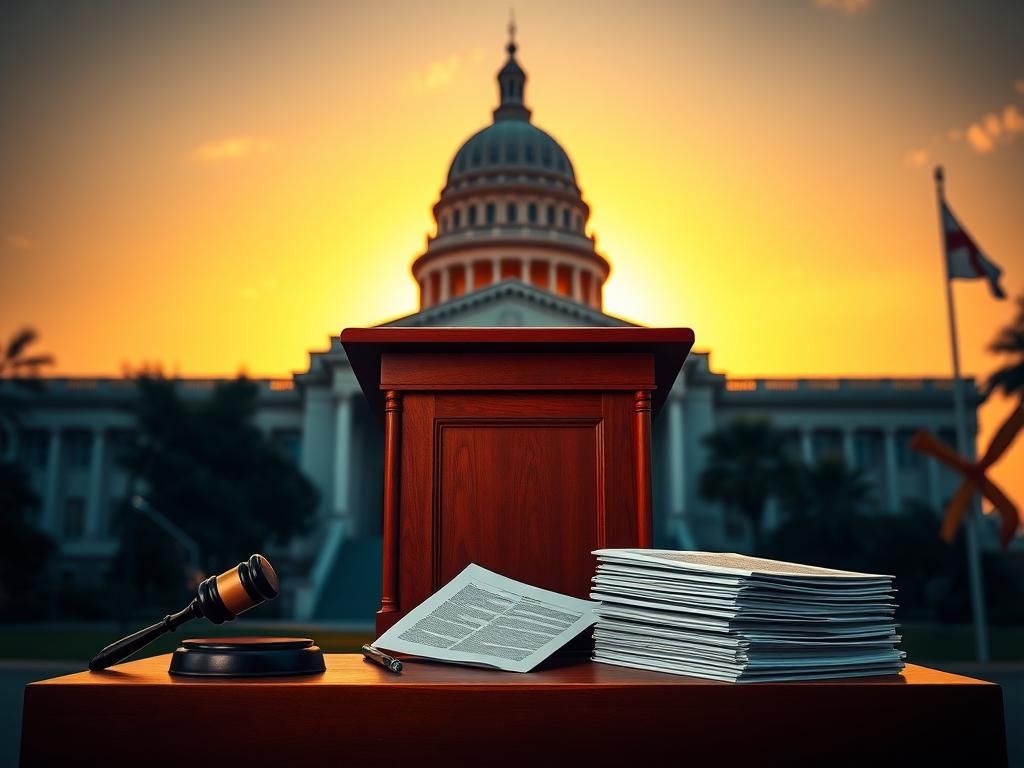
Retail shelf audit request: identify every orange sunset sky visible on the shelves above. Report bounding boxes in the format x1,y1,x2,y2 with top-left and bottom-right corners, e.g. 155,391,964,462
1,1,1023,504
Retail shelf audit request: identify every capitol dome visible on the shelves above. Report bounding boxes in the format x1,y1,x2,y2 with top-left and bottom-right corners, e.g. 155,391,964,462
447,120,577,186
413,25,610,312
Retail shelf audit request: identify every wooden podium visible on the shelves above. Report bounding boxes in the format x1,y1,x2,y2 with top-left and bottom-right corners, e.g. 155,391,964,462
341,327,694,633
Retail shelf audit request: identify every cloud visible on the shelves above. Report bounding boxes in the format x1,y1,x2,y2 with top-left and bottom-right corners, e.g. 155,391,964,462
814,0,874,13
194,136,273,163
963,104,1024,154
406,54,462,93
4,233,36,251
1004,104,1024,134
966,123,996,153
903,148,929,167
910,81,1024,165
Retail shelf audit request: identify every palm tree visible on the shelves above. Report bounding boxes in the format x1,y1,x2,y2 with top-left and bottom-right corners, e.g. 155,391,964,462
0,326,54,380
698,418,796,553
987,294,1024,401
0,327,55,459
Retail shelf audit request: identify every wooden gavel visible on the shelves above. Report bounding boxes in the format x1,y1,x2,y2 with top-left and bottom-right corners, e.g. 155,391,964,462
88,554,280,671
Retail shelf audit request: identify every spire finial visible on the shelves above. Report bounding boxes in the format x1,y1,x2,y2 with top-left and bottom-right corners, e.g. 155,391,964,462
507,9,517,56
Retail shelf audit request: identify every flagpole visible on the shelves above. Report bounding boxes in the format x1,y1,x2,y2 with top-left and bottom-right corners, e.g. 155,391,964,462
934,165,990,663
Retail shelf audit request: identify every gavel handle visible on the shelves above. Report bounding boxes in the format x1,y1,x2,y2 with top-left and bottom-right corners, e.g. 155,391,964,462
88,601,199,671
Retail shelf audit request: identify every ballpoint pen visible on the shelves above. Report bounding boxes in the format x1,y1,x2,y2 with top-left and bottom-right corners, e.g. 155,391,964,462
361,644,403,673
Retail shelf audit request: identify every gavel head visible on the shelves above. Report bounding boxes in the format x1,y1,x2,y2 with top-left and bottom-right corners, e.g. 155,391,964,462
196,554,280,624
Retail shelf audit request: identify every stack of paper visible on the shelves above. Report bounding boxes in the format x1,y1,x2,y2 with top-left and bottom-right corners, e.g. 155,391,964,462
590,549,905,683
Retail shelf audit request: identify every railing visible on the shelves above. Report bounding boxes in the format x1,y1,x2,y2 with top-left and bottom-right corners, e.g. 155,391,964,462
723,377,972,396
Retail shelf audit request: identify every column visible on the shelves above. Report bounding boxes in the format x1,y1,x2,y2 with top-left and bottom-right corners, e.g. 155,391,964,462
883,429,900,513
333,394,352,524
42,429,62,535
85,429,106,538
571,266,581,302
667,397,686,519
842,429,855,469
492,256,500,285
524,257,533,288
300,387,335,519
439,267,450,303
549,261,557,292
800,429,813,465
467,260,476,292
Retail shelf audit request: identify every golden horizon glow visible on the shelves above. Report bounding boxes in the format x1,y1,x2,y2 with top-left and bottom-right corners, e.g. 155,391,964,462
1,1,1022,506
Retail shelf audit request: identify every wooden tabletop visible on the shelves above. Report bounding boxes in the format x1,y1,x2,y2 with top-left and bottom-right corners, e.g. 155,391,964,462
30,654,993,689
22,655,1007,767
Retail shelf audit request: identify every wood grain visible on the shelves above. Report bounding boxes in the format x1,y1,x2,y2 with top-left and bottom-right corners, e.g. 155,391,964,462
21,656,1007,767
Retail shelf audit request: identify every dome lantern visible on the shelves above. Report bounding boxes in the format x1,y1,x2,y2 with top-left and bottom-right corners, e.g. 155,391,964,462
494,16,531,123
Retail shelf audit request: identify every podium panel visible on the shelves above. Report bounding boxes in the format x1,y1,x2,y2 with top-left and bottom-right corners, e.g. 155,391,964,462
340,328,694,634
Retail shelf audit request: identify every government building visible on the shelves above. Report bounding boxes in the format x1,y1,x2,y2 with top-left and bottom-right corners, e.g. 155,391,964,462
1,33,985,622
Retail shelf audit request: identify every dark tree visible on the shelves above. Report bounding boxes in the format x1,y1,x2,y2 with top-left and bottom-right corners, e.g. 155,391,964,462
0,326,54,459
115,376,317,605
698,418,796,553
0,460,54,619
987,294,1024,401
767,457,874,570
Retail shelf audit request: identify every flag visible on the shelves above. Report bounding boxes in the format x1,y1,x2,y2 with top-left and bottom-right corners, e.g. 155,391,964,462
941,200,1006,299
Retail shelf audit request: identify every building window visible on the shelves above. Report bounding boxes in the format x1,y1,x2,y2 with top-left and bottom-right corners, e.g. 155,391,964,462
546,205,555,225
528,203,537,224
580,271,593,305
556,265,573,297
573,214,582,232
19,430,49,469
64,497,86,540
500,259,522,280
541,148,552,167
450,264,466,298
468,205,477,226
65,430,92,469
506,144,518,163
473,260,493,289
471,149,481,166
453,209,462,228
530,260,549,290
506,203,517,223
854,430,883,471
488,143,499,163
525,144,535,163
486,203,496,224
562,209,571,229
896,429,921,469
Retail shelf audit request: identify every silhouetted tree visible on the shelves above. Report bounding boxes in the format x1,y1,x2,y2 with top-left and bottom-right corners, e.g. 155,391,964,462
0,326,54,459
767,457,874,569
987,294,1024,401
0,460,54,619
113,376,317,614
698,419,796,553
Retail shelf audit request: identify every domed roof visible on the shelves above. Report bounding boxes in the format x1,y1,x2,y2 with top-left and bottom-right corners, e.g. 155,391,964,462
447,120,576,185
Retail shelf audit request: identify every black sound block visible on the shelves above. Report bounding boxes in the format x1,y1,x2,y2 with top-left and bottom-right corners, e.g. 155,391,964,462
168,637,326,677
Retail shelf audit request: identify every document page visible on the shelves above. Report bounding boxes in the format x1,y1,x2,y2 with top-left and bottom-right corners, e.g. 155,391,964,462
372,563,598,673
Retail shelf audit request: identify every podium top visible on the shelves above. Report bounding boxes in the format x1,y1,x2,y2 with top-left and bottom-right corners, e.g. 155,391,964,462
340,327,695,416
